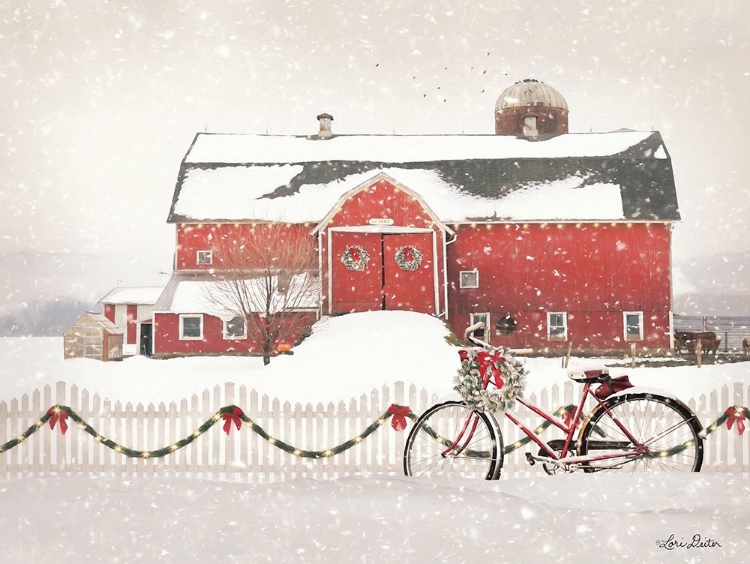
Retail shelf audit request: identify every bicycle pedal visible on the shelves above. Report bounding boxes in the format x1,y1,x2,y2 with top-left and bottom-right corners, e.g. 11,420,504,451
525,452,536,466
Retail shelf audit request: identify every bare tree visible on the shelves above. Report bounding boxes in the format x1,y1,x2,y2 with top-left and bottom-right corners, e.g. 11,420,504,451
203,223,319,365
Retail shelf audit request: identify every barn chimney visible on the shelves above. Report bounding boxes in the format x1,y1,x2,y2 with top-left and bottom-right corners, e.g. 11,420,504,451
316,113,334,138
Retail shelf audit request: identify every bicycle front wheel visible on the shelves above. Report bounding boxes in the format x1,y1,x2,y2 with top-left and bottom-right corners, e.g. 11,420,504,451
578,393,703,473
404,401,503,480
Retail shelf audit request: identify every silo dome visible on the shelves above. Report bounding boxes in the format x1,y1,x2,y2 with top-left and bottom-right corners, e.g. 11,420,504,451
495,79,568,112
494,79,569,137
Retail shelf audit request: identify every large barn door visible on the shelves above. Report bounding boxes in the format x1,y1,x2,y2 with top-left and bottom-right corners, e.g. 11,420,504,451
330,231,382,313
383,233,435,314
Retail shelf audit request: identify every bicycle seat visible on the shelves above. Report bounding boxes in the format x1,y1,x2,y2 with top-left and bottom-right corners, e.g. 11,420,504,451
567,367,610,383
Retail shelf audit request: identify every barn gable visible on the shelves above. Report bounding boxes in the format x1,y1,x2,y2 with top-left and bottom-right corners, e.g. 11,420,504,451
311,172,452,236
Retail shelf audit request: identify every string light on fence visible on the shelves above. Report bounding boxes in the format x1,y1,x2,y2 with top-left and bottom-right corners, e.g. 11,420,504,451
1,403,747,465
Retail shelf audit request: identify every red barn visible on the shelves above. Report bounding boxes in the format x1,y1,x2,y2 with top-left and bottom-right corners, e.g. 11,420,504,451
152,80,679,356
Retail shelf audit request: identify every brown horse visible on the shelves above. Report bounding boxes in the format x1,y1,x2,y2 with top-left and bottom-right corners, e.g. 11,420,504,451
674,331,720,355
743,337,750,356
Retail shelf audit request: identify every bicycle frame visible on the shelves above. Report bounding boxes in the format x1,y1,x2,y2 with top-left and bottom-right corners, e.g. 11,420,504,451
500,382,648,468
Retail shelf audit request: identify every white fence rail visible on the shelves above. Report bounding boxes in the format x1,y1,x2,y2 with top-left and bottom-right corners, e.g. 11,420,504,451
1,381,748,481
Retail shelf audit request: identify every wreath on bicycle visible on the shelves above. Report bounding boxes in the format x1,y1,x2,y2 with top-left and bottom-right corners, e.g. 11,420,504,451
341,245,370,271
394,245,423,271
454,348,528,413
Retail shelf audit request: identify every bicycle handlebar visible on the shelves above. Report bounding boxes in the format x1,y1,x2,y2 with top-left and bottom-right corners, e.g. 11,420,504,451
464,322,532,355
464,322,488,347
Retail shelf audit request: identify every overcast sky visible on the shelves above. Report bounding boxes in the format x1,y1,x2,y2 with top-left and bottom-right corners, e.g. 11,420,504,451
2,0,749,309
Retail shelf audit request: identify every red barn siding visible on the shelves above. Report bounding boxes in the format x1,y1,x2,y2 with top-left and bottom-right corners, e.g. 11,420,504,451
103,304,115,324
447,222,672,350
175,223,316,271
153,312,317,357
126,304,137,344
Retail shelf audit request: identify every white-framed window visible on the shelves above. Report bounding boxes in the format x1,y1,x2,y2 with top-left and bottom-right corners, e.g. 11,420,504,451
460,270,479,289
623,311,644,342
179,314,203,340
470,312,490,343
223,316,247,340
196,250,213,265
547,312,567,342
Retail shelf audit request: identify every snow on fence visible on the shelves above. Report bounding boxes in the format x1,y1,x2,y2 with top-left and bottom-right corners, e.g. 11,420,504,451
1,381,748,481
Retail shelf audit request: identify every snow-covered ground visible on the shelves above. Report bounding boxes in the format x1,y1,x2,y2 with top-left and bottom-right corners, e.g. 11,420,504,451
1,310,748,406
0,473,746,563
1,311,749,562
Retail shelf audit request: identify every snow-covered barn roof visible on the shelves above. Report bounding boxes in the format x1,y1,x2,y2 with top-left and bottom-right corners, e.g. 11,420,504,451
64,312,123,335
99,286,166,305
167,130,679,224
153,272,320,320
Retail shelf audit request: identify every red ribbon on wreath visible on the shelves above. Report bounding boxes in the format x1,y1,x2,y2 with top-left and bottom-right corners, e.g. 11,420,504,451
47,407,69,435
350,247,360,261
475,351,506,390
725,406,746,435
222,407,244,435
388,405,411,431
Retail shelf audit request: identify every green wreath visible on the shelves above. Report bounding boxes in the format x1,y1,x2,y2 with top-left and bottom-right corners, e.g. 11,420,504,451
395,245,423,271
341,245,370,271
454,348,528,413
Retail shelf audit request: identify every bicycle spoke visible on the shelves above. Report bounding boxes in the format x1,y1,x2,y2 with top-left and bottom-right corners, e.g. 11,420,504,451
578,394,702,473
405,402,500,479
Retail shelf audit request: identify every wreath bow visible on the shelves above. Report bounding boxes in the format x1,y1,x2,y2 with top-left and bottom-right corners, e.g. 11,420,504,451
475,350,506,389
388,405,411,431
47,407,69,435
222,407,244,435
725,406,746,435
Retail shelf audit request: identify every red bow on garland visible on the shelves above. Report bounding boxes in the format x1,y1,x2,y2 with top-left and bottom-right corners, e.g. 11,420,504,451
458,349,469,362
47,407,69,435
222,407,244,435
725,406,746,436
350,248,360,261
475,351,507,390
559,407,575,428
388,405,411,431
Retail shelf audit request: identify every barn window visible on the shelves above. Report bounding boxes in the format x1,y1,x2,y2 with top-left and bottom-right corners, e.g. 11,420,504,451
470,313,490,343
179,314,203,340
547,312,567,341
197,250,213,265
623,311,644,342
224,316,247,340
460,270,479,289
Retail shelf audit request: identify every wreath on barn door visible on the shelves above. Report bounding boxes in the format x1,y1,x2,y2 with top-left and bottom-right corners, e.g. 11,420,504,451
341,245,370,271
395,245,423,271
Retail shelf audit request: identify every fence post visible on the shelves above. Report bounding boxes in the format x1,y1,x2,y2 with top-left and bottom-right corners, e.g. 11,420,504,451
696,338,702,368
55,381,67,475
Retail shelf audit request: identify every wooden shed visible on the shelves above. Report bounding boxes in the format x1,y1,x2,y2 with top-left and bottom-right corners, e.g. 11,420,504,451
64,312,124,361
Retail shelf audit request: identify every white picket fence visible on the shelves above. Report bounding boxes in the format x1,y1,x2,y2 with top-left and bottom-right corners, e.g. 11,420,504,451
1,381,748,481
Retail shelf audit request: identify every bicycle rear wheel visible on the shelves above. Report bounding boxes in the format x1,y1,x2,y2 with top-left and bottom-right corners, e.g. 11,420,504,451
404,401,503,479
578,393,703,473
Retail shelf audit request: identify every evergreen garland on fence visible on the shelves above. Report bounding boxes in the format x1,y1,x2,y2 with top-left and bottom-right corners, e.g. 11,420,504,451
1,404,747,462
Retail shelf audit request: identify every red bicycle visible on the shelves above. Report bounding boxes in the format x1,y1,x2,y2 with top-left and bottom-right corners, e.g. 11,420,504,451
404,324,704,479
